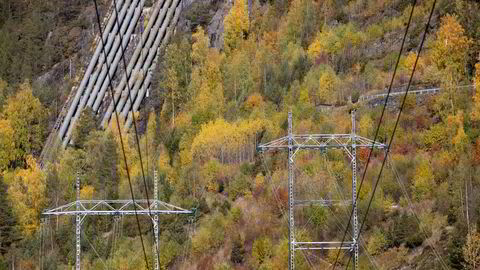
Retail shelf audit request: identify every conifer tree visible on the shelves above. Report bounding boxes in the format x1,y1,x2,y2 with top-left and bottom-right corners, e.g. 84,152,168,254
0,176,17,255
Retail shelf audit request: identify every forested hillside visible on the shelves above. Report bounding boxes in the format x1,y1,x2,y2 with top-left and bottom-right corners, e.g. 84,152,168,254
1,0,480,269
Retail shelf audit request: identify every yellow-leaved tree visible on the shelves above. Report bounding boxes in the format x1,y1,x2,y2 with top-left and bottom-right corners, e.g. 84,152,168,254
3,82,47,166
431,15,472,109
188,27,210,101
471,61,480,121
317,68,338,105
0,119,15,170
451,111,469,154
191,118,268,163
431,15,471,78
191,51,225,121
464,231,480,269
413,159,435,200
358,114,374,138
7,155,46,236
224,0,249,54
192,26,209,66
109,115,140,197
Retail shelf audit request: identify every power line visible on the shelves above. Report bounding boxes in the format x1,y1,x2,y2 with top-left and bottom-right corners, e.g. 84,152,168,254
387,156,446,268
323,155,380,270
92,0,150,268
110,0,160,266
331,1,418,268
354,2,450,270
82,230,108,269
262,151,345,268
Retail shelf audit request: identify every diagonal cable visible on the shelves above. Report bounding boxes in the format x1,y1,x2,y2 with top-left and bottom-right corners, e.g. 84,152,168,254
92,0,150,268
110,0,160,265
324,154,379,270
387,156,447,269
331,1,418,268
354,2,450,270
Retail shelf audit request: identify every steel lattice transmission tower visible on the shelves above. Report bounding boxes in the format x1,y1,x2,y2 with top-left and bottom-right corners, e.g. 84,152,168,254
43,171,193,270
258,110,386,269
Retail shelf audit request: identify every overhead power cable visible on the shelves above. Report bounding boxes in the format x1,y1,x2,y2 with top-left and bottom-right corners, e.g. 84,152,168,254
110,0,160,265
82,230,108,269
322,154,380,270
331,0,418,268
352,1,450,270
387,156,446,267
92,0,150,268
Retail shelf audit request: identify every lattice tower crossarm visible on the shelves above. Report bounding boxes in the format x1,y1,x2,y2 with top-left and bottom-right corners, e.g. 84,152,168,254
43,200,192,216
43,174,193,270
257,110,386,270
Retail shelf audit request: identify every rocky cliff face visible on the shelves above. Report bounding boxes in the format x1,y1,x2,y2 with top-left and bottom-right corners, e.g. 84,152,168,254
206,0,232,50
179,0,233,50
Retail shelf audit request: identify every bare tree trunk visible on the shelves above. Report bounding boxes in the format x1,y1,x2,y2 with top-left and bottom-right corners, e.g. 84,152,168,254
172,92,175,127
466,177,470,234
460,187,465,219
263,68,266,94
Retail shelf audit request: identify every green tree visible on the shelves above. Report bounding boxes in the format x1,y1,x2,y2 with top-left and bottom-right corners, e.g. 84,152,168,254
159,239,181,269
84,131,118,199
165,56,180,126
231,234,245,264
367,227,387,255
0,176,18,255
223,49,253,106
161,37,191,126
3,82,47,166
252,236,272,266
72,107,96,149
283,0,318,46
56,148,87,202
0,78,6,111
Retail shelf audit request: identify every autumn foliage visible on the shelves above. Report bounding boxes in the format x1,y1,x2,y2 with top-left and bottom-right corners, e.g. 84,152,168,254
1,0,480,269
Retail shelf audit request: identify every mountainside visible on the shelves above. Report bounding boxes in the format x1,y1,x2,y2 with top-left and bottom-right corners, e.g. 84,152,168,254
1,0,480,269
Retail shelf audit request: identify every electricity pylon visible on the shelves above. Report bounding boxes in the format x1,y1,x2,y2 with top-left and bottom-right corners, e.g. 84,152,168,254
257,110,386,269
43,171,193,270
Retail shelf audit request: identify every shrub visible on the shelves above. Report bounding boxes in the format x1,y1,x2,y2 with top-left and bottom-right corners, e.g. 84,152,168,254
227,174,251,200
367,227,388,255
231,207,243,223
231,235,245,264
252,236,273,266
